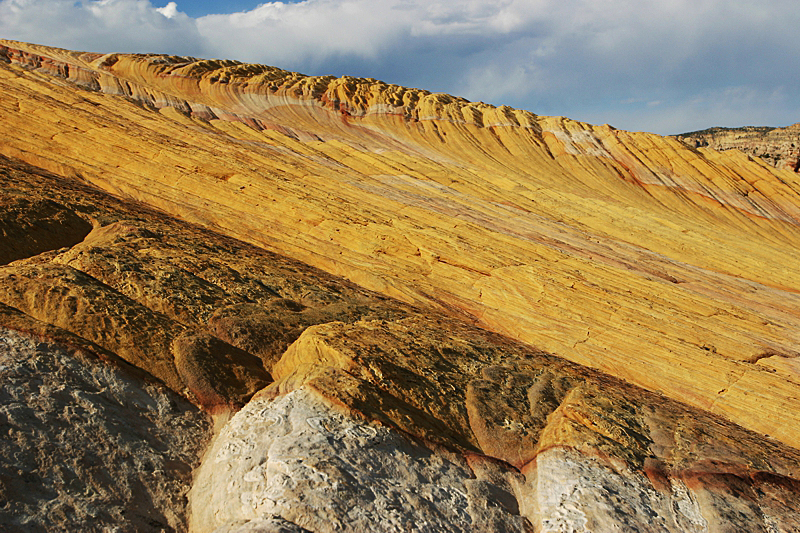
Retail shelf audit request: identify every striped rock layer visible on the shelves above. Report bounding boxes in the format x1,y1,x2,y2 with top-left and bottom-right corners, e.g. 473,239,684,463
2,40,800,532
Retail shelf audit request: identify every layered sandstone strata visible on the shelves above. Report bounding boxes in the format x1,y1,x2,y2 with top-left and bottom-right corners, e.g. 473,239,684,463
2,39,800,531
3,155,800,532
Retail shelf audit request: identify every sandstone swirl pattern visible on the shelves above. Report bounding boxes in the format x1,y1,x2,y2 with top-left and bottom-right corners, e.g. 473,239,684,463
1,40,800,532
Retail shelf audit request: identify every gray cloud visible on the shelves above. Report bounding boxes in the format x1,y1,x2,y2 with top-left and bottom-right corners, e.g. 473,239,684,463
1,0,798,134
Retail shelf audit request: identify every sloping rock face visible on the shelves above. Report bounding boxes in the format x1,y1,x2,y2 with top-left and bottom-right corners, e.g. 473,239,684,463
2,40,800,531
674,124,800,171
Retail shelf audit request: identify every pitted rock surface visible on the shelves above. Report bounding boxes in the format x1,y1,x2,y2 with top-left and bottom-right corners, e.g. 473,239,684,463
191,387,529,533
0,327,210,533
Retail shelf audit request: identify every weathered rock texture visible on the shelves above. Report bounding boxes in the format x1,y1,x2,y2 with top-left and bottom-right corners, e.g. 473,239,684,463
195,321,800,533
675,124,800,171
2,39,800,531
0,315,210,532
0,155,407,531
191,387,529,533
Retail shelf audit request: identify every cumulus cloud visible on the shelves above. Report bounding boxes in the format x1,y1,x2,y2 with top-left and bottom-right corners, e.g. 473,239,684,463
156,1,179,18
195,1,405,65
0,0,202,55
1,0,799,133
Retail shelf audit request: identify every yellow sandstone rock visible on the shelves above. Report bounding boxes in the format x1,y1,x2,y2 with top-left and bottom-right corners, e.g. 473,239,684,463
3,39,800,450
3,39,800,531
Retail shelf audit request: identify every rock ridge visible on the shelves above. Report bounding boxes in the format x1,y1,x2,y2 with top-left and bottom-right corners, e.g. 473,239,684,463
0,39,539,137
3,152,800,531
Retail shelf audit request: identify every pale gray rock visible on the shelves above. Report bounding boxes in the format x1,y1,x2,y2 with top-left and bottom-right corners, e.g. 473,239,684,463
190,387,530,533
0,327,211,533
522,447,795,533
522,447,682,533
192,385,800,533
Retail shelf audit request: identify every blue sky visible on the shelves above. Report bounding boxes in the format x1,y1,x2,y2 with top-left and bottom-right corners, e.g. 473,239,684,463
175,0,272,18
2,0,798,135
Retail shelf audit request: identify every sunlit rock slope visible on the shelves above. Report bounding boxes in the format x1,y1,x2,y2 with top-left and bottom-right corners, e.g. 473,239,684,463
3,39,800,532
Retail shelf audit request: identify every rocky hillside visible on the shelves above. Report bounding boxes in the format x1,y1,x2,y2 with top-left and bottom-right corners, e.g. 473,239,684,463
674,124,800,171
2,39,800,532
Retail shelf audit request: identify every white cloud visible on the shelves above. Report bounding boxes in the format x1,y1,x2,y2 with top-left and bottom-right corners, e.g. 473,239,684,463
0,0,202,54
156,1,178,18
1,0,799,133
195,1,406,63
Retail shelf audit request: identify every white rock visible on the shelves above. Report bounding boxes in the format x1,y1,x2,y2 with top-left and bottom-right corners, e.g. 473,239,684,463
190,387,529,533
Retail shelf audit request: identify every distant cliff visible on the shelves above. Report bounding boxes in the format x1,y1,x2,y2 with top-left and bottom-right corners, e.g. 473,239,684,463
675,123,800,171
